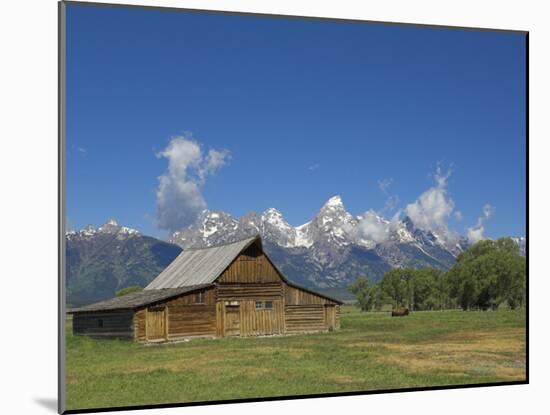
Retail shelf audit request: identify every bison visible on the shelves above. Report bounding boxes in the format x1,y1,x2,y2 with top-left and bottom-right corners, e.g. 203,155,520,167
391,307,409,317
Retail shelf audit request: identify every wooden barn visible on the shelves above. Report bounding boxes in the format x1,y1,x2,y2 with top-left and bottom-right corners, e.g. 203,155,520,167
69,236,342,342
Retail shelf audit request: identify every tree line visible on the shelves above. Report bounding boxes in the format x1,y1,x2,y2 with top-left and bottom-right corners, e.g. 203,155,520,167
349,238,526,312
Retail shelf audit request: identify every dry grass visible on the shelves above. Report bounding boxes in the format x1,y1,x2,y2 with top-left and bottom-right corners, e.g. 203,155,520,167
379,328,525,380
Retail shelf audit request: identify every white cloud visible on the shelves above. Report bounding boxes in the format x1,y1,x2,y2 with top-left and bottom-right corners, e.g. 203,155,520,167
155,136,230,233
454,211,463,222
466,204,495,243
308,163,320,171
377,177,400,214
200,149,231,180
405,166,454,232
466,226,485,244
482,204,495,220
352,210,403,245
378,178,393,194
356,210,391,244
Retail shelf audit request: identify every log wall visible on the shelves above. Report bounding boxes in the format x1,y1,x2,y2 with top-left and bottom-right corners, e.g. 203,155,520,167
284,305,326,334
135,287,217,341
163,287,216,339
216,283,283,300
166,304,216,339
73,310,134,338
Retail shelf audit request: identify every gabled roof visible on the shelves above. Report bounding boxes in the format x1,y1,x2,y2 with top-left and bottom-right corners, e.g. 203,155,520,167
143,235,343,304
68,284,212,313
145,236,261,290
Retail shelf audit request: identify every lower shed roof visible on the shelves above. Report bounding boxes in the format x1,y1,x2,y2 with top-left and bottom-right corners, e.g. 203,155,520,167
68,284,213,313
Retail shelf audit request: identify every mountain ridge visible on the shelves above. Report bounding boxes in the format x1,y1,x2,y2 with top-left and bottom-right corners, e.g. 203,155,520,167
66,197,525,305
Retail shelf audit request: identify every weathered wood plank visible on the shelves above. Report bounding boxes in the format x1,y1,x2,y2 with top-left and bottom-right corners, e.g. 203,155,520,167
218,249,284,284
73,310,134,338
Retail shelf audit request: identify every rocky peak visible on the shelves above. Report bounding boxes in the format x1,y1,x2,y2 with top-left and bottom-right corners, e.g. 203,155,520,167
67,219,139,240
308,195,356,245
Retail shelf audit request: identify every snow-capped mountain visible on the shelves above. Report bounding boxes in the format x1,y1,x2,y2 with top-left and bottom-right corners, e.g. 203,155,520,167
66,219,181,306
65,210,526,304
67,218,140,240
167,196,476,288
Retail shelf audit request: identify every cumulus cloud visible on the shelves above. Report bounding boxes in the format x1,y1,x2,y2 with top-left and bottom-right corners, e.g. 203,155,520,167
155,136,230,233
405,166,454,232
356,210,391,244
454,211,463,222
351,210,402,245
466,204,495,243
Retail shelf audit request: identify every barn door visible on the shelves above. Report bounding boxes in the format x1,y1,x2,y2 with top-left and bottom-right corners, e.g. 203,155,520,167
224,305,241,336
146,306,166,340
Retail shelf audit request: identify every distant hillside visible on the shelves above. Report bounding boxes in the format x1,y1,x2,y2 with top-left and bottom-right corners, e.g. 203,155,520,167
66,220,182,306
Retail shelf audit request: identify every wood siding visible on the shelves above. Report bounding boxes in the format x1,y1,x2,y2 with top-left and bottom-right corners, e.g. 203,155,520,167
217,249,283,284
163,287,216,306
239,300,284,336
166,304,216,339
216,299,284,337
284,284,338,305
284,305,327,334
135,287,217,341
164,287,216,339
216,283,283,300
134,308,146,341
73,310,134,338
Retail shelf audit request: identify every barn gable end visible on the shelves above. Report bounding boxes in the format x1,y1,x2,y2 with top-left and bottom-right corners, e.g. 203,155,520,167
216,243,284,284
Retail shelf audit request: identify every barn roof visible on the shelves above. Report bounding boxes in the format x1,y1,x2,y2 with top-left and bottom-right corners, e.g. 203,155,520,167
68,284,212,313
145,235,261,289
143,235,342,304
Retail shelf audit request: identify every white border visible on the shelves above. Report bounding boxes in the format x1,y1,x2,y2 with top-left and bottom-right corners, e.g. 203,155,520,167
1,1,546,414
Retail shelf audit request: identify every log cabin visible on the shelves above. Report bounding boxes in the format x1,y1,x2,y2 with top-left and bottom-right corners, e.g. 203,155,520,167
69,235,342,342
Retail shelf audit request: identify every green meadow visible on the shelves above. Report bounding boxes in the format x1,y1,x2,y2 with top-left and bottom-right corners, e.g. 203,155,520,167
65,306,526,410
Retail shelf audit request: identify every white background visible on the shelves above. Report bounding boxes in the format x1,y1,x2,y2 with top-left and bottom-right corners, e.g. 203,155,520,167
0,0,546,414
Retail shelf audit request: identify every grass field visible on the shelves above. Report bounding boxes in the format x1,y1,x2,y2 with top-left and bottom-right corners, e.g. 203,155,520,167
65,307,526,410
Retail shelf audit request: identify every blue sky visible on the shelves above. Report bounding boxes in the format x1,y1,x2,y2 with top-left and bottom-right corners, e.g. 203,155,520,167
66,4,526,240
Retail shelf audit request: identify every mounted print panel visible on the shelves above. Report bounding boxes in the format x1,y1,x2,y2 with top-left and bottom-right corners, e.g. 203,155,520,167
59,1,527,413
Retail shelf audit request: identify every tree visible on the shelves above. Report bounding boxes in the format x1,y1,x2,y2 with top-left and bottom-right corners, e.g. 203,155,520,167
379,269,409,308
349,276,377,311
115,285,143,297
413,268,444,310
447,238,525,310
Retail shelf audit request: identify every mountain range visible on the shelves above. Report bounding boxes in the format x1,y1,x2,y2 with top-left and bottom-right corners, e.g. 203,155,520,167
66,196,526,305
66,220,182,306
169,196,470,288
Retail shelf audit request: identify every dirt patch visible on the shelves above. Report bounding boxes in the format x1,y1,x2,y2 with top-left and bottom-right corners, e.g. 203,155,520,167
330,374,356,384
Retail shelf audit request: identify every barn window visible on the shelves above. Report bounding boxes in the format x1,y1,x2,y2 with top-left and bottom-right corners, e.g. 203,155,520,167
98,318,103,328
265,301,273,310
195,291,204,304
255,301,263,309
